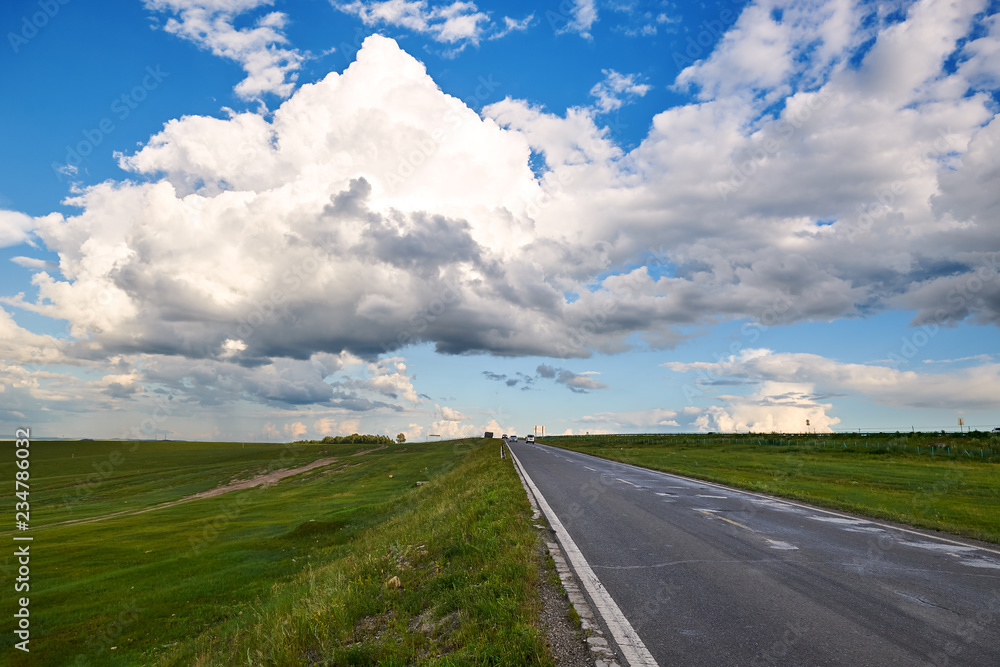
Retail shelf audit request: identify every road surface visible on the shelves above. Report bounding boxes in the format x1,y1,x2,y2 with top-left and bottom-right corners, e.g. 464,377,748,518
508,440,1000,666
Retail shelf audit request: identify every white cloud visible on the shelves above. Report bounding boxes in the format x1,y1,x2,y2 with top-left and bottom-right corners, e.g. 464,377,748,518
579,408,679,429
6,3,1000,430
676,3,794,101
145,0,304,99
0,308,65,366
285,421,308,438
10,256,57,270
491,14,533,40
487,0,1000,336
314,417,340,435
220,338,247,358
19,36,562,363
589,69,651,113
485,98,622,172
402,422,424,440
93,367,144,398
619,13,675,38
335,0,486,44
481,417,505,435
692,381,840,434
427,417,480,438
664,348,1000,412
554,0,597,38
0,210,34,248
536,364,609,392
674,0,866,102
340,418,362,433
366,358,420,403
557,369,607,392
439,404,467,421
334,1,528,48
957,13,1000,90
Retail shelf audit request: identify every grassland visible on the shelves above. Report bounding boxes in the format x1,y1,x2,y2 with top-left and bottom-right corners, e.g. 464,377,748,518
0,438,554,666
541,432,1000,544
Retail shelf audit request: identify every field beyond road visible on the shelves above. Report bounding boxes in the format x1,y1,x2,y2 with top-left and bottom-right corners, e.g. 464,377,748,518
542,432,1000,544
1,438,558,665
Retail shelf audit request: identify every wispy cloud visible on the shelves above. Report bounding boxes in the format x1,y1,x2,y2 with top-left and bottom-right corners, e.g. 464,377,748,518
579,408,679,428
553,0,597,39
145,0,305,99
537,364,608,393
334,0,530,50
589,69,650,113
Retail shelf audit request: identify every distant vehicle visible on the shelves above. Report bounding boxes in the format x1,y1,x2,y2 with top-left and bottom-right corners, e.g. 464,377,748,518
526,435,535,443
993,428,1000,433
502,434,508,439
484,431,494,439
510,435,517,442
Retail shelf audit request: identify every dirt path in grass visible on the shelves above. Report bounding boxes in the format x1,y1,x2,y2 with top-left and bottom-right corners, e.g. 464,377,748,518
185,456,341,500
41,456,343,529
350,444,388,457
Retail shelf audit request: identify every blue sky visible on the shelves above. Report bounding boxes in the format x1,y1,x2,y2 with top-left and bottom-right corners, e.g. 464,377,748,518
1,0,999,441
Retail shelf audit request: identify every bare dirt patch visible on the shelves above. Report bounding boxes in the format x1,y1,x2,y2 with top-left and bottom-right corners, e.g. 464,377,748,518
351,444,389,457
45,456,342,528
184,457,339,500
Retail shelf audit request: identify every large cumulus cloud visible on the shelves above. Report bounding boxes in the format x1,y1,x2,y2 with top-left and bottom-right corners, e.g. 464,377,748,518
4,0,1000,426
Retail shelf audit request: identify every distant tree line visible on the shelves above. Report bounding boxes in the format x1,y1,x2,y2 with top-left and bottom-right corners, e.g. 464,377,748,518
309,433,395,445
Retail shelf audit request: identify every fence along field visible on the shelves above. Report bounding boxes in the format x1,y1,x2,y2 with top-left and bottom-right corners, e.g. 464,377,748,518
542,431,1000,544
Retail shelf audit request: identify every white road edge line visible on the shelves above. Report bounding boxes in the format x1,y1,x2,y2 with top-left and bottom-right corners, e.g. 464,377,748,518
507,444,659,667
550,444,1000,557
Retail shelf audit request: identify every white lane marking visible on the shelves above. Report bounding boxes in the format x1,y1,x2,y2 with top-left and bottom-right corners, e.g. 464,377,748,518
842,525,885,534
899,541,978,554
743,498,808,516
585,466,597,471
767,539,798,550
807,515,885,533
548,445,1000,557
617,478,637,487
808,516,871,526
507,445,658,667
696,494,728,499
963,559,1000,570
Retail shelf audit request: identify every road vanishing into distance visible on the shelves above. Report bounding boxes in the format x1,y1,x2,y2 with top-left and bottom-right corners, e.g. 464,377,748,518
507,441,1000,667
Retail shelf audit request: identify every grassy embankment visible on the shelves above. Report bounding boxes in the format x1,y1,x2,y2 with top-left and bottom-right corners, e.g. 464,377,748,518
1,438,553,666
542,432,1000,544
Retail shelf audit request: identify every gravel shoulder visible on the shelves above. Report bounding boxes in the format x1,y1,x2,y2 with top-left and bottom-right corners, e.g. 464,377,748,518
535,532,596,667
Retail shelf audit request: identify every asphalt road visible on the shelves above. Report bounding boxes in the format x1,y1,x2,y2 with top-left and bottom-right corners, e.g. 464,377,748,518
507,440,1000,667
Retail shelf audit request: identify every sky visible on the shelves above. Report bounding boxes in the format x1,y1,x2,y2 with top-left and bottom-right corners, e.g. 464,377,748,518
1,0,999,442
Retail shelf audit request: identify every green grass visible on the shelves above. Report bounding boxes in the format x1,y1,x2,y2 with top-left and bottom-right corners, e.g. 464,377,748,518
540,432,1000,544
0,438,552,666
15,439,351,525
